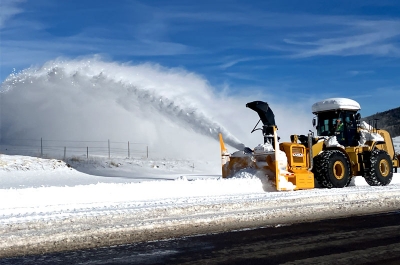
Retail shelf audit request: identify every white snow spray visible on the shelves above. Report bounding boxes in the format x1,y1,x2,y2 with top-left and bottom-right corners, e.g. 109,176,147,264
0,57,245,159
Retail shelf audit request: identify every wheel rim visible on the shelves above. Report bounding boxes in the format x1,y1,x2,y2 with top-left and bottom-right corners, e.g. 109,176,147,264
333,161,345,180
379,159,390,177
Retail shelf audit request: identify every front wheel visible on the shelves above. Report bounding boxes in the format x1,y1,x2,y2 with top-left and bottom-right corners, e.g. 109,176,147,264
364,150,393,186
313,150,351,188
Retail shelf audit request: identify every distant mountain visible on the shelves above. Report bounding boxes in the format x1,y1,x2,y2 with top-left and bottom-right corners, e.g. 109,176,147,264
363,106,400,138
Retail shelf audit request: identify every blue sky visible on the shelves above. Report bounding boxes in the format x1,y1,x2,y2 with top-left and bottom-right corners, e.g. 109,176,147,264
1,0,400,116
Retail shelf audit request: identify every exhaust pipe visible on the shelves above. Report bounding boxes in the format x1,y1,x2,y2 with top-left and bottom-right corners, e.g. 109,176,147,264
308,132,313,171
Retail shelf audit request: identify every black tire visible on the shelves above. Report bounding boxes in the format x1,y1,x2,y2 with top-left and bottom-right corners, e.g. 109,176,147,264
363,149,393,186
313,150,351,188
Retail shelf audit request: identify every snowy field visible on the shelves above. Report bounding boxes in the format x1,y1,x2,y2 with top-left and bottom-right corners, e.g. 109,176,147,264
1,153,400,258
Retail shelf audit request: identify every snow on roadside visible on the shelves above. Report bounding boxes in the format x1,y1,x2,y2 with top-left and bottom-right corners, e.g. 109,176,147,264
1,154,400,257
1,154,400,221
0,154,220,188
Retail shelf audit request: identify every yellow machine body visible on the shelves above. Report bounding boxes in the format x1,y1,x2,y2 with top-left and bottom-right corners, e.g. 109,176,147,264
374,129,399,169
219,126,314,191
279,142,314,189
309,128,399,176
220,99,399,191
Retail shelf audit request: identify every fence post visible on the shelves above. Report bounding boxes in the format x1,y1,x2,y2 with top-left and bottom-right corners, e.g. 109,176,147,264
87,147,89,159
64,147,66,160
41,138,43,157
108,139,110,159
128,141,130,158
147,146,148,158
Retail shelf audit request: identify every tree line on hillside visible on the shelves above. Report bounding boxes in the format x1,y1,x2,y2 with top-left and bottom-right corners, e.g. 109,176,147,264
362,106,400,138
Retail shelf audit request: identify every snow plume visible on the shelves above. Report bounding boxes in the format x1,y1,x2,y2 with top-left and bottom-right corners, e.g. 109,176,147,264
0,57,245,159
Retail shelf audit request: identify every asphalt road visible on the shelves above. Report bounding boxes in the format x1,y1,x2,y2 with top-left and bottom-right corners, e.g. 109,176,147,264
1,211,400,265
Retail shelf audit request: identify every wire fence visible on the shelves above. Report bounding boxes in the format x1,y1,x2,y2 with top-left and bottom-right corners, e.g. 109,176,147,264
0,138,149,160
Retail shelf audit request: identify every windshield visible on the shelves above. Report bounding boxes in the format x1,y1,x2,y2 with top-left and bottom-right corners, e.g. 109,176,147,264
316,113,340,136
315,110,358,146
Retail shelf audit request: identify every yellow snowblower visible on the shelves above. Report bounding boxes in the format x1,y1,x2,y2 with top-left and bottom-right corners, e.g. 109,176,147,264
219,99,399,191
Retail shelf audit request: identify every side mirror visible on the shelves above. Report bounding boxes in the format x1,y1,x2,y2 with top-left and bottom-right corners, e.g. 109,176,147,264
312,117,316,127
355,113,361,121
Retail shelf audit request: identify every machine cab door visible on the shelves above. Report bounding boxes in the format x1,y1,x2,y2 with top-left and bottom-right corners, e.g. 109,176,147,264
316,111,358,147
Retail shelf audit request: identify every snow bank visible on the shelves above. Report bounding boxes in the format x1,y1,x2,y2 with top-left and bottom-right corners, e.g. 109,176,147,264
1,154,400,257
0,154,221,188
2,176,400,257
0,155,68,171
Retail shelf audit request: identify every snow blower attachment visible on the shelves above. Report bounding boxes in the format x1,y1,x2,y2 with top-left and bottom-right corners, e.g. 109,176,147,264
220,98,399,191
219,101,315,191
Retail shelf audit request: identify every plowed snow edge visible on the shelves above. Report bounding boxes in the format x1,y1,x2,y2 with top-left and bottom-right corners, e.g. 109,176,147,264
1,190,400,258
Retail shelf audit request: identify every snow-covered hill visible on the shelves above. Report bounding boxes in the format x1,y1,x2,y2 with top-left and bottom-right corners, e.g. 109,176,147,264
1,154,400,258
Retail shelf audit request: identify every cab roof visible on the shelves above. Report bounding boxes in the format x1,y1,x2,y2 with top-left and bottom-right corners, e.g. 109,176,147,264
312,98,361,114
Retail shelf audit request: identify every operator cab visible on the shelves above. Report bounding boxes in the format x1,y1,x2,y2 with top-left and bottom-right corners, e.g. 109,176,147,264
312,98,361,147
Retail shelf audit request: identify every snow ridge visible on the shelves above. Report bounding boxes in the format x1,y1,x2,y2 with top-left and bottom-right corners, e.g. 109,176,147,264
1,151,400,257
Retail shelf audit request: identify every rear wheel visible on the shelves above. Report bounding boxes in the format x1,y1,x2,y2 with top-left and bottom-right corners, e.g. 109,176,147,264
313,150,351,188
363,149,393,186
